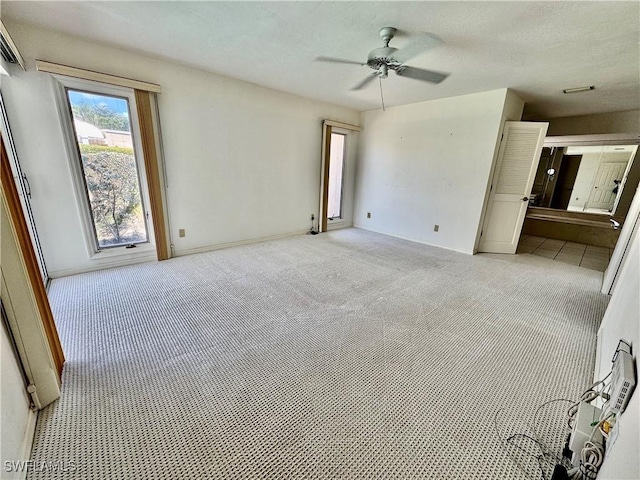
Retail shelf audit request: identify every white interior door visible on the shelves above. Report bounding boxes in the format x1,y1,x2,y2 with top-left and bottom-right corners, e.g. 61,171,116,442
587,161,629,210
611,146,638,215
479,121,548,254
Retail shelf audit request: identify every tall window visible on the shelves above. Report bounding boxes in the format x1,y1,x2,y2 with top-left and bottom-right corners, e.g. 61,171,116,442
65,88,149,249
327,132,346,220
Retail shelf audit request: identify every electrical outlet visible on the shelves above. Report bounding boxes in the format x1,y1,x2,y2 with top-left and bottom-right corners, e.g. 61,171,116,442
434,225,439,232
367,212,371,218
178,229,185,238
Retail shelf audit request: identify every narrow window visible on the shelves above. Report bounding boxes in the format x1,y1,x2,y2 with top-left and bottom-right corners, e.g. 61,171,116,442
327,132,346,220
65,89,149,249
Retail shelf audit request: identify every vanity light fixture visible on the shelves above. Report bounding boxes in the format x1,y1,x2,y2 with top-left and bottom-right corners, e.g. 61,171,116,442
547,168,555,182
563,85,595,94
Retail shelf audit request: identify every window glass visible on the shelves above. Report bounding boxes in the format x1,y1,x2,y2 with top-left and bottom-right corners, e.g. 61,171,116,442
327,133,346,220
67,89,149,248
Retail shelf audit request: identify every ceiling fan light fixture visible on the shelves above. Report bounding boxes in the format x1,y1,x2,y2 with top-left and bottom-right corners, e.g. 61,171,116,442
562,85,595,94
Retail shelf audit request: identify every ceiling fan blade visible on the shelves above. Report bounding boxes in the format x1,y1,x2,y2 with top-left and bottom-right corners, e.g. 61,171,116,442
395,66,449,84
315,56,366,66
350,74,378,91
391,33,444,64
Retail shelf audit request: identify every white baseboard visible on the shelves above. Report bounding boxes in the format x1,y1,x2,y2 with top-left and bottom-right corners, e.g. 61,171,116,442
173,229,309,257
9,410,38,480
48,231,313,277
48,253,157,279
352,224,474,255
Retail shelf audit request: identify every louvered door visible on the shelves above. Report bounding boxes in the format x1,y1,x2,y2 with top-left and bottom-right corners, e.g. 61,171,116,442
479,121,548,254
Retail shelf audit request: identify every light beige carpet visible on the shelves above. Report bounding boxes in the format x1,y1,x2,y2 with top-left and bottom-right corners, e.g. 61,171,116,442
32,228,609,479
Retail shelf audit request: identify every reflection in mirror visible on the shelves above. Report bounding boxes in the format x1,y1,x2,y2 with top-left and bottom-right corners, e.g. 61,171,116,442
531,145,638,216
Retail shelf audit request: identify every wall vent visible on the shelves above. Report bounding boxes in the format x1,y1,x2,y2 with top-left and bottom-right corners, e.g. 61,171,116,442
0,20,25,71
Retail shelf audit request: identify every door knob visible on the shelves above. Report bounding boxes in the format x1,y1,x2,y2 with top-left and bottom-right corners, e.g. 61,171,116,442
522,197,529,202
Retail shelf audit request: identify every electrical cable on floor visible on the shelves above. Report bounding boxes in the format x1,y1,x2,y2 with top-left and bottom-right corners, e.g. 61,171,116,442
493,370,614,480
566,410,613,479
568,440,604,480
307,214,318,235
502,369,616,480
494,408,563,480
567,372,612,429
532,398,574,453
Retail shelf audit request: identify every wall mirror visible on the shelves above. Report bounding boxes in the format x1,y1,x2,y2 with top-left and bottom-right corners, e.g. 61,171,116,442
531,141,638,217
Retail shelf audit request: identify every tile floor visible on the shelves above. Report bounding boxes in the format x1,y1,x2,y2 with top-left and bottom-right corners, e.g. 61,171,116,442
517,235,613,272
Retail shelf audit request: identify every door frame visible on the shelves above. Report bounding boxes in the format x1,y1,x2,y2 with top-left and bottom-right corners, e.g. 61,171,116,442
319,120,360,233
1,136,64,379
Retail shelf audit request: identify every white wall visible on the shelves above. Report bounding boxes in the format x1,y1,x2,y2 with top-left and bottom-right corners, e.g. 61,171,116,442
1,20,359,276
546,109,640,137
353,88,521,254
595,210,639,479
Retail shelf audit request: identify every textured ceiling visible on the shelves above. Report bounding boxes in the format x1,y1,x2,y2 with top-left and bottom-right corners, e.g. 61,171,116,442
3,1,639,118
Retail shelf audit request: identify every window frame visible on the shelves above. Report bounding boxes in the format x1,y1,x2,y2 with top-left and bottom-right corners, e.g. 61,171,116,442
53,76,156,258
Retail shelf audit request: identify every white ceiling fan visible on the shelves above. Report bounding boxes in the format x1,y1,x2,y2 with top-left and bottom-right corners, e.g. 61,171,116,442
315,27,450,91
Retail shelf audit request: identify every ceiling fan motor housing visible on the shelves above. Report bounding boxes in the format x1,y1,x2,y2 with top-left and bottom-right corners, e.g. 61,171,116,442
367,47,400,70
367,28,401,76
316,25,449,89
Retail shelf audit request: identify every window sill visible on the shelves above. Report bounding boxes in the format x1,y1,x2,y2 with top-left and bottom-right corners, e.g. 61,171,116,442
90,243,157,262
327,220,350,231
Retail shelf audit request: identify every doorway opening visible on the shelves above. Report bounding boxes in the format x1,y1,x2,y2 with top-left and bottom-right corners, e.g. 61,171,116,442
318,120,360,233
518,135,640,275
327,132,346,221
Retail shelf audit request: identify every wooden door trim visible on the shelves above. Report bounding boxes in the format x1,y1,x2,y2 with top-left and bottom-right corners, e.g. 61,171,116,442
320,124,333,232
135,90,169,261
324,120,360,132
1,138,64,377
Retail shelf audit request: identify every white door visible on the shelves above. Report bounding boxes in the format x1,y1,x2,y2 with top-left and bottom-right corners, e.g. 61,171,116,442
587,161,629,210
611,146,638,215
479,121,548,254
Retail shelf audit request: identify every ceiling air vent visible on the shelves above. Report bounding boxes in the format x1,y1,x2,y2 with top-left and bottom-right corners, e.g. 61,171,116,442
0,19,25,71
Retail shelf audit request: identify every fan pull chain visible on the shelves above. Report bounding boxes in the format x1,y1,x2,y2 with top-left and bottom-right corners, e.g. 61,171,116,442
379,76,386,112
